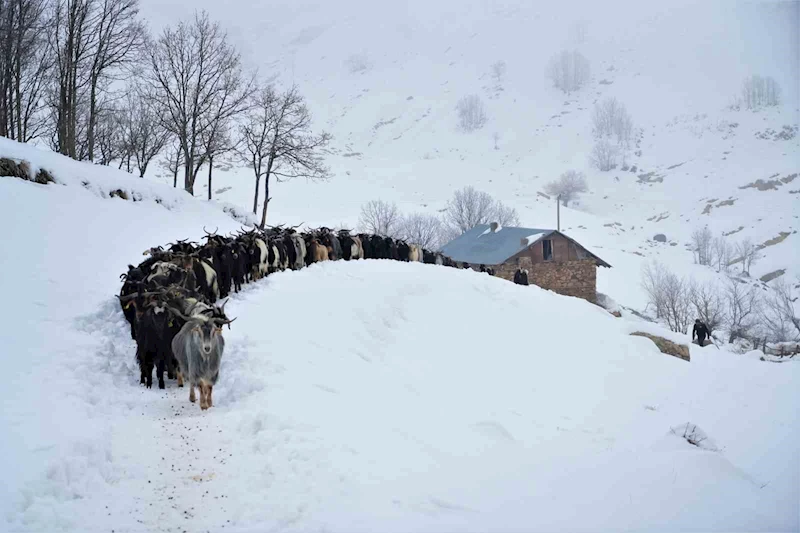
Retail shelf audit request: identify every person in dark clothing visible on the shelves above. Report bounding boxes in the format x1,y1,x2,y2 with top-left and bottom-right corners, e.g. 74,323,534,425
692,319,709,346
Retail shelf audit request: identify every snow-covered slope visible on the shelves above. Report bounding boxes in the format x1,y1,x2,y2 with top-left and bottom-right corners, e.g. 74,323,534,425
138,0,799,310
0,138,253,528
1,142,798,531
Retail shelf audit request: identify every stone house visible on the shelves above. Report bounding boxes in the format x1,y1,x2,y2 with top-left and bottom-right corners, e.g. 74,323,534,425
439,223,611,303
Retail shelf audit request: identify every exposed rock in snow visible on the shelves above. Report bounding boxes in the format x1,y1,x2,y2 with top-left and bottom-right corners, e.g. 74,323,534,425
630,331,691,361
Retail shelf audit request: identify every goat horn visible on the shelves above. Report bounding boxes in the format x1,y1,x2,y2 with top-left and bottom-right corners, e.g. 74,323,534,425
214,316,237,329
166,305,192,322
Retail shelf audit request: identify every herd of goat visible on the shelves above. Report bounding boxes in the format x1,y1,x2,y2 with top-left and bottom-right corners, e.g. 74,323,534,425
118,226,458,409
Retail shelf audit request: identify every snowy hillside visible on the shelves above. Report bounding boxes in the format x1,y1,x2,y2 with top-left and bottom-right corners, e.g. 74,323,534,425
1,142,799,531
137,0,799,310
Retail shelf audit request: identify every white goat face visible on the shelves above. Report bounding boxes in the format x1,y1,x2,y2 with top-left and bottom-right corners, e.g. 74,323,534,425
193,321,220,355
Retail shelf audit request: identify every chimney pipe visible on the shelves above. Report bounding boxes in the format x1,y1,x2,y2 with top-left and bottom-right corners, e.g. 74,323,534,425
490,221,499,233
557,195,561,232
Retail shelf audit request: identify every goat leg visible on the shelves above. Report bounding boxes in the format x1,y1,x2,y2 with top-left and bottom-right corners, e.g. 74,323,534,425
199,384,209,410
156,360,166,390
189,385,196,403
177,372,184,388
145,360,154,389
167,356,178,380
206,385,213,408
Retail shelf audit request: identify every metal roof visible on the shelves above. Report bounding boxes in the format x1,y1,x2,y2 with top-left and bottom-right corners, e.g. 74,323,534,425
439,225,554,265
439,225,612,268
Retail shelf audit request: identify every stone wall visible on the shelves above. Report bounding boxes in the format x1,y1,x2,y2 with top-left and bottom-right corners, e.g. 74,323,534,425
493,258,598,303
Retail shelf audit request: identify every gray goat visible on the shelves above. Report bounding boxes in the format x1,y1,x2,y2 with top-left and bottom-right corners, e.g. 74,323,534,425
169,306,234,410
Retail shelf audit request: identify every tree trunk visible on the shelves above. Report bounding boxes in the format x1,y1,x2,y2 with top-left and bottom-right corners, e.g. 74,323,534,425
57,83,69,155
259,154,275,228
87,75,98,161
13,9,22,142
173,166,178,187
183,150,193,194
0,2,14,138
260,176,270,229
14,54,22,141
67,56,78,159
139,159,148,177
252,174,260,214
207,155,213,200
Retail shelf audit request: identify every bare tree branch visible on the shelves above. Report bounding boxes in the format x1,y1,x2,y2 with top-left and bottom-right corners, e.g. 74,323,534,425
234,84,330,227
358,199,402,237
145,10,251,195
544,170,588,207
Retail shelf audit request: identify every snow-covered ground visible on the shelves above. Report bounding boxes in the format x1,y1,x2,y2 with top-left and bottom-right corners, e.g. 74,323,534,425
1,141,798,531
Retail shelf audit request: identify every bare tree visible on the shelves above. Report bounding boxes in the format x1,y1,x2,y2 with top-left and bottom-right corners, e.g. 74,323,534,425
47,0,144,159
399,213,446,250
691,226,714,266
49,0,94,158
160,139,183,188
546,49,590,94
642,261,667,318
234,84,330,226
723,277,760,343
358,199,402,237
236,86,275,214
712,235,733,273
592,96,633,146
690,281,725,337
570,20,587,45
490,60,506,84
0,0,51,142
445,186,495,234
735,238,759,275
493,201,520,227
761,278,800,342
145,10,251,195
589,139,619,171
641,261,692,332
119,89,170,177
93,105,124,165
741,75,781,110
84,0,145,161
544,170,588,206
456,94,487,132
443,186,519,235
345,53,371,74
202,119,235,199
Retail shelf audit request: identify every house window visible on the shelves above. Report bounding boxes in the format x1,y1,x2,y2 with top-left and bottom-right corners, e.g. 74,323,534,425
542,239,553,261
